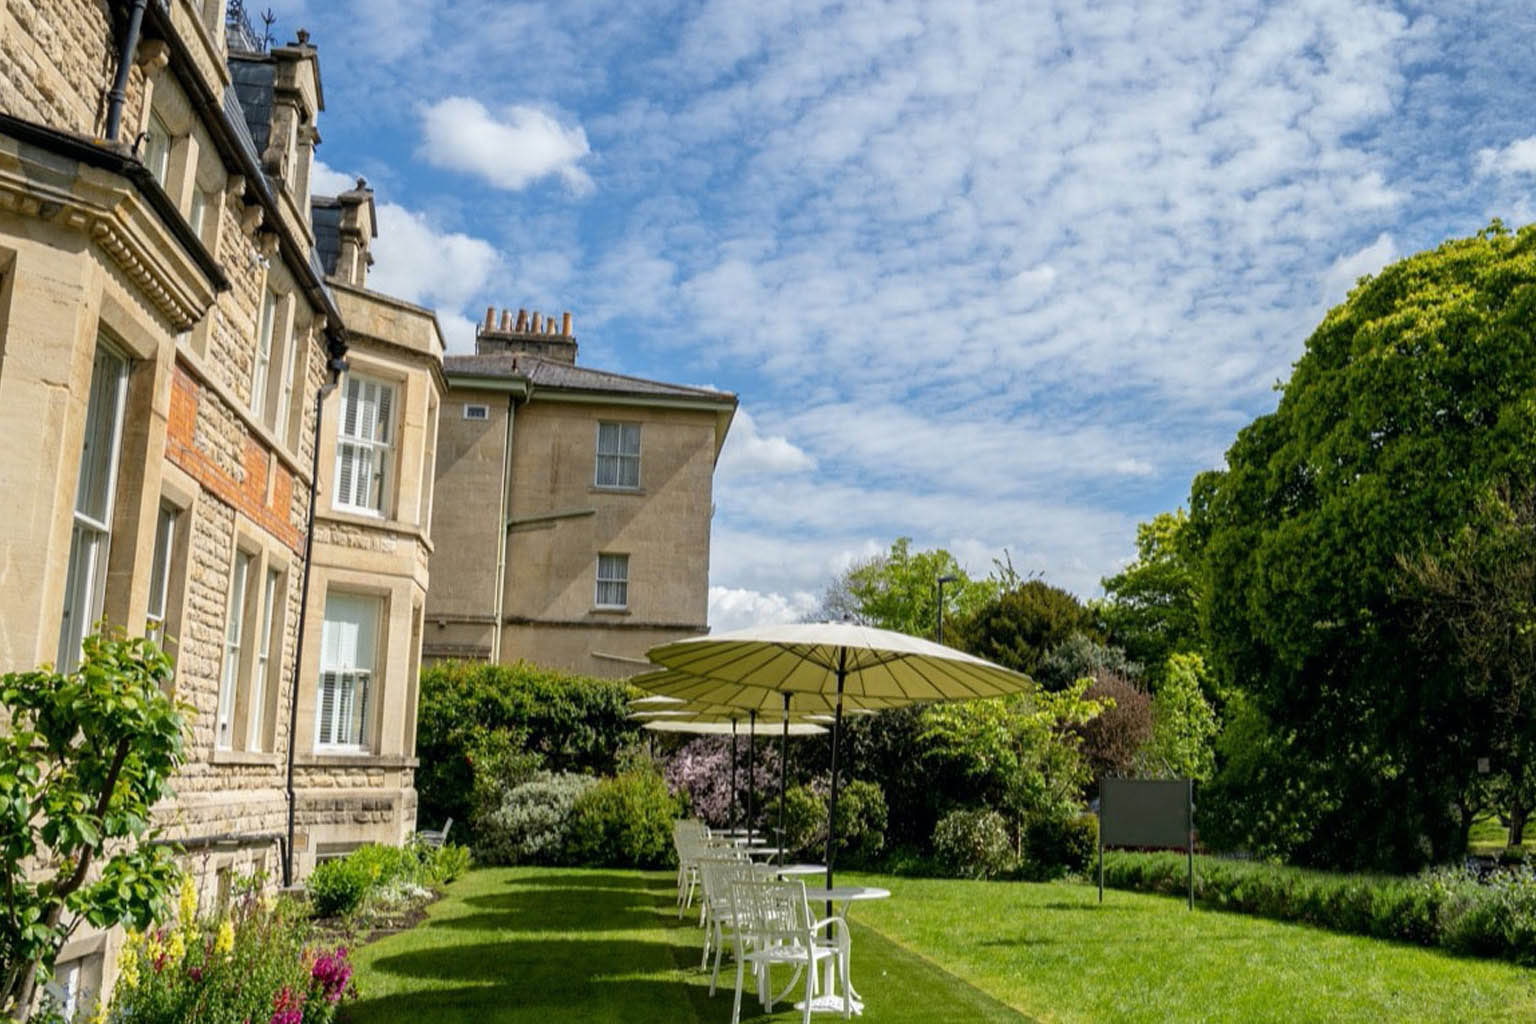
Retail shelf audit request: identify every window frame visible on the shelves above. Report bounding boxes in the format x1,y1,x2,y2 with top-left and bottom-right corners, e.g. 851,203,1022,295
215,549,253,751
142,112,172,187
58,344,130,672
248,567,282,752
333,373,397,517
251,288,276,419
145,503,179,649
594,421,642,490
595,553,630,610
315,591,382,753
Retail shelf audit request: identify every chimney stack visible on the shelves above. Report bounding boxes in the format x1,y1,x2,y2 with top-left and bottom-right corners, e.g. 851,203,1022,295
472,301,580,364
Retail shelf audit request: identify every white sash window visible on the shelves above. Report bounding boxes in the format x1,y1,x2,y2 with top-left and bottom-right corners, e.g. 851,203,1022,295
275,322,300,444
595,553,629,609
58,346,129,671
216,551,252,750
143,113,171,187
249,568,281,751
316,592,379,751
334,375,395,515
251,289,276,419
145,505,179,649
595,421,641,488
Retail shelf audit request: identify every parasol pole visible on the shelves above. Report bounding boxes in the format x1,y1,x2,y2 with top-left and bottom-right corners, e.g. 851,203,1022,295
747,709,757,841
729,717,738,834
825,645,848,913
779,691,790,865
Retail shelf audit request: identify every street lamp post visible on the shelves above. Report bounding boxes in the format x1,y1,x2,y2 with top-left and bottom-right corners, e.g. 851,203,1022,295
936,573,959,646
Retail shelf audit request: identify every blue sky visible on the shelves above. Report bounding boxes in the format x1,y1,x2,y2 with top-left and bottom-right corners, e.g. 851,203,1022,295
286,0,1536,631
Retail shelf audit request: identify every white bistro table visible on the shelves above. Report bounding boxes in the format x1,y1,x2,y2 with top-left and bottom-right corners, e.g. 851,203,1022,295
754,862,827,879
795,885,890,1016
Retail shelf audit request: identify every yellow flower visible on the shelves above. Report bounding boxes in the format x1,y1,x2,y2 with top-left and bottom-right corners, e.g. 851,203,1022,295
87,999,107,1024
213,918,235,956
166,930,186,965
177,875,198,927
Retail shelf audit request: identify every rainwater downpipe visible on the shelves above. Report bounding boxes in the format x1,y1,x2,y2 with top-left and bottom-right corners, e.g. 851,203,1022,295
104,0,149,143
284,358,344,888
491,394,517,661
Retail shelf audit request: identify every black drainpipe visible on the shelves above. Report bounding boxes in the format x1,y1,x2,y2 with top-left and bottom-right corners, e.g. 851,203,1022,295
284,352,346,887
105,0,150,143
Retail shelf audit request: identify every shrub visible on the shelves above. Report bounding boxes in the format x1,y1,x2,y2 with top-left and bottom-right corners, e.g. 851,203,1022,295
307,857,373,919
1100,852,1536,963
1074,673,1153,783
663,736,780,830
567,768,680,869
416,661,639,842
421,842,471,885
467,728,543,836
833,780,888,866
932,809,1014,880
1022,814,1098,879
475,771,596,866
766,784,828,858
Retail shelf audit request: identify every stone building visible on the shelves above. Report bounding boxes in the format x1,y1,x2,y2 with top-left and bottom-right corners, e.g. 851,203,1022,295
426,308,736,676
0,1,441,1010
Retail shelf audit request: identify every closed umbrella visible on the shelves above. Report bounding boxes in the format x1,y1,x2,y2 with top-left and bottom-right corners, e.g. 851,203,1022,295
644,622,1032,893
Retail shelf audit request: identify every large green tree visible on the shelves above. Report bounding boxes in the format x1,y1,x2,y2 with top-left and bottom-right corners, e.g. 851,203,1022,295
954,579,1095,678
817,537,997,639
1192,223,1536,870
1099,510,1204,684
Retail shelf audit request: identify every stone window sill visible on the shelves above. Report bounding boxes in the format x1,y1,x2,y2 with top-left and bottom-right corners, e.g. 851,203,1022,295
591,606,631,616
589,486,647,496
295,753,420,769
211,750,282,767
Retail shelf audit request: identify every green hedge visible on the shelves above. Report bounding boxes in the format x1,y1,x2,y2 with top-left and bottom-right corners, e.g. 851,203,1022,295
1101,852,1536,963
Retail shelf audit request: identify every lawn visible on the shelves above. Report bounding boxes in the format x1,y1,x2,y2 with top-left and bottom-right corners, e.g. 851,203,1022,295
1470,814,1533,855
344,867,1536,1023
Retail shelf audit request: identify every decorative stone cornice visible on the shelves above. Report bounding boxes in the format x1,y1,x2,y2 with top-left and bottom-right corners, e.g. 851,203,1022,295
0,139,219,330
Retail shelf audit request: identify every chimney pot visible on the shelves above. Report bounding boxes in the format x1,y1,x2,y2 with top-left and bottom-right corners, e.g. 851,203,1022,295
531,312,542,333
562,312,572,336
515,309,528,332
500,309,512,331
484,307,495,332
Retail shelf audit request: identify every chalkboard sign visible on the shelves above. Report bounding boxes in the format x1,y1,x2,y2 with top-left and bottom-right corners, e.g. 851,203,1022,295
1098,778,1194,908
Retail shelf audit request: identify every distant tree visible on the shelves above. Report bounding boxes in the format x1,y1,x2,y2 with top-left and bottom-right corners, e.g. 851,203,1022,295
1099,510,1204,685
1138,653,1219,782
1191,222,1536,870
1035,632,1144,691
955,579,1095,677
816,537,997,639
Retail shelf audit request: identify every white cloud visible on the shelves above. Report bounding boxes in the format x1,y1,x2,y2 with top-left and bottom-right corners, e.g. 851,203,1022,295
708,586,820,632
310,159,358,196
368,202,500,313
418,97,593,194
717,407,815,479
1476,137,1536,177
1322,233,1398,307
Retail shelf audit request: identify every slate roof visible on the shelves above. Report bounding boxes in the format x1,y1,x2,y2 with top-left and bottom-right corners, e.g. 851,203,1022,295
227,57,275,156
445,353,736,404
311,198,343,277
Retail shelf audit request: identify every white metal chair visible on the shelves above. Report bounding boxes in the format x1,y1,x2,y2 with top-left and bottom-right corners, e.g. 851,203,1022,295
728,877,851,1024
697,854,756,994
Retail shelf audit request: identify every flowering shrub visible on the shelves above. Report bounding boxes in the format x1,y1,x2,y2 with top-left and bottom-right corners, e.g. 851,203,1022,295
663,737,780,829
105,874,356,1024
307,840,470,920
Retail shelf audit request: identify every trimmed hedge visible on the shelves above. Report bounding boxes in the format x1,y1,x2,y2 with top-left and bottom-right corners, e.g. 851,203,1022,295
1101,852,1536,963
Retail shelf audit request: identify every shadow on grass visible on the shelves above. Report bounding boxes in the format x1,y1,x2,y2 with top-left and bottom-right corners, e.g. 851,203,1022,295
498,871,672,891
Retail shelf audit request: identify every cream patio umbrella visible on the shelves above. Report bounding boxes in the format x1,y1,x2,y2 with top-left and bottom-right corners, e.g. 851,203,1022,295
641,622,1034,892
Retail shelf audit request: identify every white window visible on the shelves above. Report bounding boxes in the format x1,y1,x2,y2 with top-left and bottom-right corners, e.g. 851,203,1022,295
146,504,179,648
334,374,395,515
216,551,252,750
274,323,300,444
143,113,171,187
316,592,379,751
59,346,130,671
462,403,488,420
595,422,641,489
251,289,276,419
248,568,281,751
595,553,629,609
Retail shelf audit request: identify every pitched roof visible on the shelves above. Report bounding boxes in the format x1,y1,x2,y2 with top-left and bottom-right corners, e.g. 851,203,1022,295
444,353,735,405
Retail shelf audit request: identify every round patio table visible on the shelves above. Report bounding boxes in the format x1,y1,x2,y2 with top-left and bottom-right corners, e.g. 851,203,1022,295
795,885,890,1016
753,862,826,878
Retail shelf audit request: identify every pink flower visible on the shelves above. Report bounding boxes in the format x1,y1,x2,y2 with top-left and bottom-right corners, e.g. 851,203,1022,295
310,946,354,1003
270,985,304,1024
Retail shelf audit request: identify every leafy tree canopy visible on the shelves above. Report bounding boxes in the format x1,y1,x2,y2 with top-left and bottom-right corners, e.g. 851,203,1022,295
1099,510,1204,683
1190,222,1536,870
818,537,997,640
955,579,1095,678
